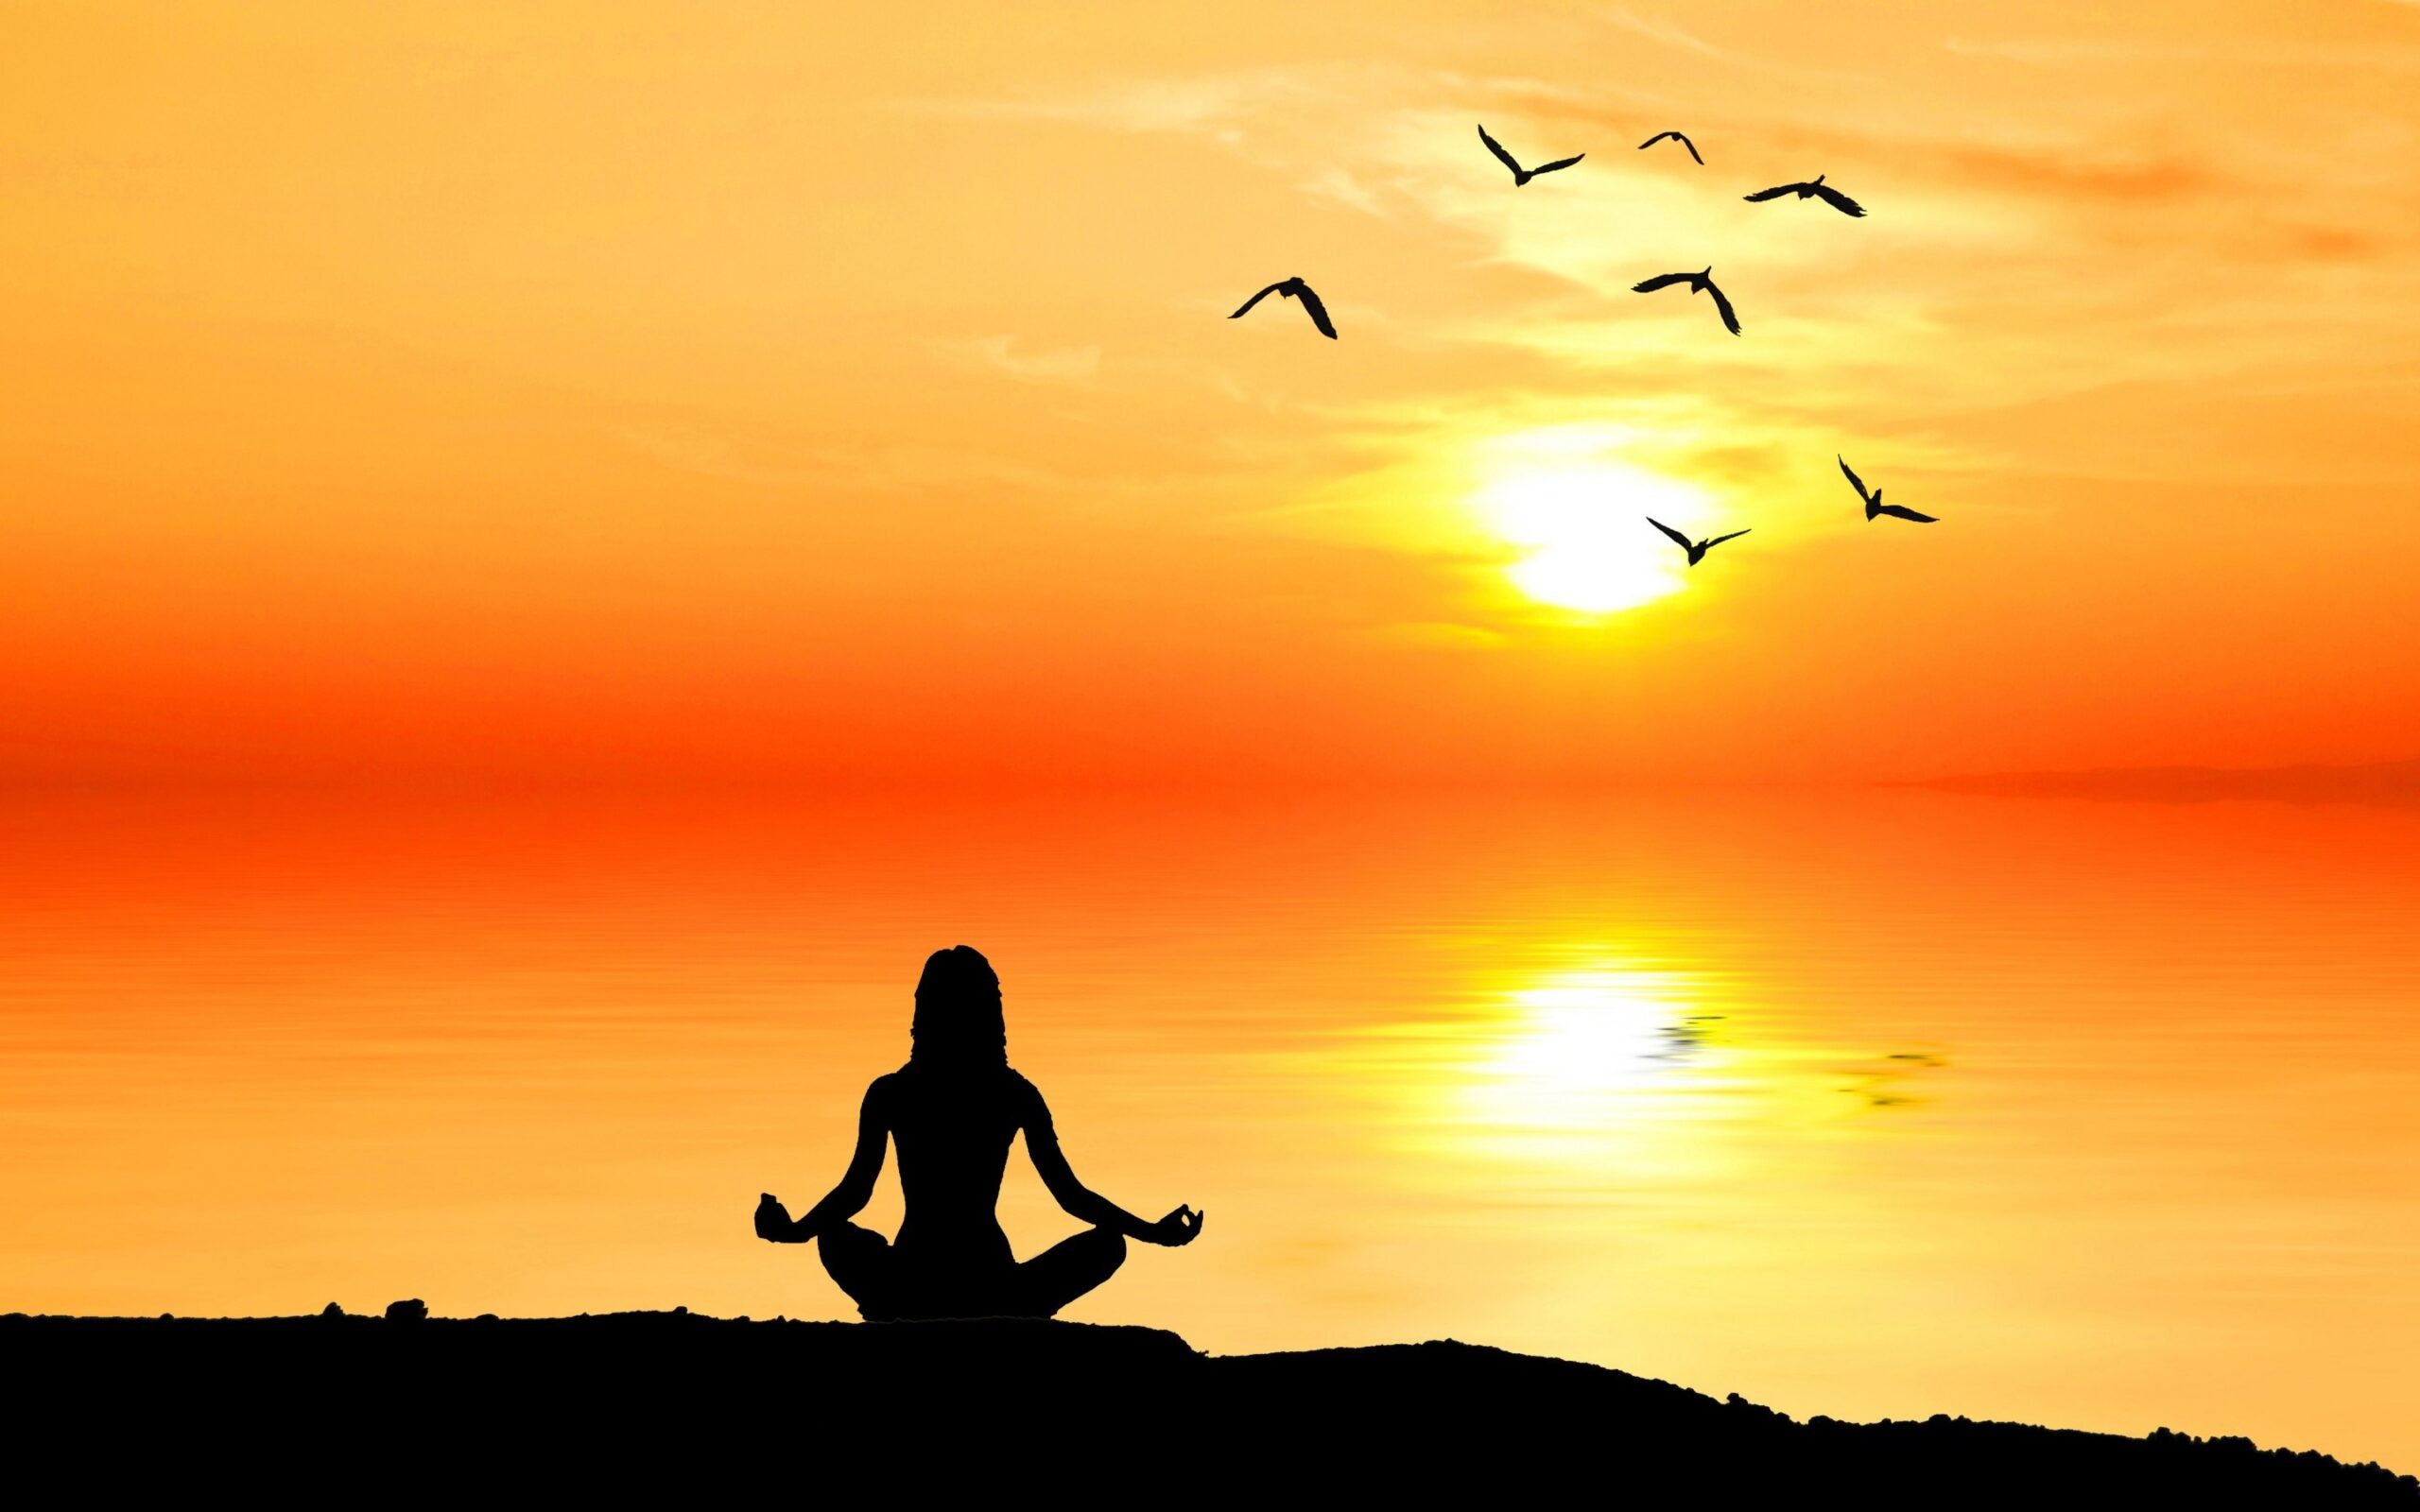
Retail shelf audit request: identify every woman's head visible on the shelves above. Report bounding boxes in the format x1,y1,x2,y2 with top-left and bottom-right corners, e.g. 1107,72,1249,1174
910,945,1006,1067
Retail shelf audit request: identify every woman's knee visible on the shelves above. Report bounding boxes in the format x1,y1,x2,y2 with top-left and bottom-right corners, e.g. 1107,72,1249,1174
817,1223,895,1316
818,1222,886,1274
829,1220,887,1247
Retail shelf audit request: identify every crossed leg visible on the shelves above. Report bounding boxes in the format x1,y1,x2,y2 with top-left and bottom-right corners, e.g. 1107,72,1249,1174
817,1221,901,1320
1012,1227,1127,1318
819,1221,1125,1320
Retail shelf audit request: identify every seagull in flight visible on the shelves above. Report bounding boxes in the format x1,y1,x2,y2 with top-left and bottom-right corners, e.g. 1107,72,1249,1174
1631,267,1741,335
1229,277,1337,339
1743,174,1865,216
1637,130,1703,164
1477,124,1584,187
1647,517,1751,566
1839,456,1937,524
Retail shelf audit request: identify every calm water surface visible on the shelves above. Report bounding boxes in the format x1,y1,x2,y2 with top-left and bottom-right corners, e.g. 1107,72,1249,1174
3,787,2415,1467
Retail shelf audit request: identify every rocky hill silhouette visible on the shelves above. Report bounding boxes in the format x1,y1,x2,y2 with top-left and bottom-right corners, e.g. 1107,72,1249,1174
5,1312,2409,1504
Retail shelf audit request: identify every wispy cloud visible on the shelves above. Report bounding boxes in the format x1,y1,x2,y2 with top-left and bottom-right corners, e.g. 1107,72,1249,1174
1599,6,1870,83
1944,33,2420,72
1943,36,2197,65
1932,144,2221,204
1599,7,1736,63
937,335,1101,386
618,421,847,490
923,68,1334,138
1298,166,1394,219
620,419,1081,496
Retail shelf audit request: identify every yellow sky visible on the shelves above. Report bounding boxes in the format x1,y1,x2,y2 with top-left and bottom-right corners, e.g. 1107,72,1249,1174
6,1,2420,785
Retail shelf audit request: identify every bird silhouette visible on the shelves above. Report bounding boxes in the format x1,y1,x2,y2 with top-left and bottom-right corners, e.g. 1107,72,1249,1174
1637,130,1703,164
1838,456,1938,523
1647,516,1751,565
1229,277,1338,339
1743,174,1865,216
1632,267,1741,335
1477,124,1585,186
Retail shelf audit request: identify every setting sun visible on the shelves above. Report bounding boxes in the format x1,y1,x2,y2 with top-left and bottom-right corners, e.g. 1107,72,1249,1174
1475,452,1707,614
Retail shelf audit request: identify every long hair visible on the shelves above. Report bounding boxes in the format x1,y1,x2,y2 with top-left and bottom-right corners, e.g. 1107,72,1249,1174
908,944,1007,1070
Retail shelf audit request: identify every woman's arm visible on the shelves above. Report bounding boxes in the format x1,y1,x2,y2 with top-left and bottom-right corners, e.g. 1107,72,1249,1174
1023,1086,1202,1246
754,1078,891,1245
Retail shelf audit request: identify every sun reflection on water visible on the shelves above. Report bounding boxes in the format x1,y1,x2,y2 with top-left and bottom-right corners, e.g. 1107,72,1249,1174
1462,969,1718,1125
1326,955,1758,1182
1439,965,1750,1177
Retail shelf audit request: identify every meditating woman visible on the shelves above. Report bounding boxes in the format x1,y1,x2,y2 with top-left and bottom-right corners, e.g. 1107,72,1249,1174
753,945,1202,1319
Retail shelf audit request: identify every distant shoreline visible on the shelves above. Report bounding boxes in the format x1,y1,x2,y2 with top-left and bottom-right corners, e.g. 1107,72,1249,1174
1899,757,2420,806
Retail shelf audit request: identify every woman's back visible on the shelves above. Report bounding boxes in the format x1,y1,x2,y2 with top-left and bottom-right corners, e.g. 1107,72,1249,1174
882,1065,1037,1261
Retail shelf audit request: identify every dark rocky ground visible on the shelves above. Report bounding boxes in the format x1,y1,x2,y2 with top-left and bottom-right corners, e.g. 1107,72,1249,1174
3,1311,2410,1505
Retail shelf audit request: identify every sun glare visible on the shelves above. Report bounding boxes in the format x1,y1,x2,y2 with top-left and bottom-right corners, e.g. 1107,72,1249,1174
1476,455,1710,614
1475,971,1703,1113
1438,964,1734,1174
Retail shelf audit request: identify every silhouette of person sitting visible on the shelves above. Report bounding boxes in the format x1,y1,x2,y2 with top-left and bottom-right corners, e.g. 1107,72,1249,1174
754,945,1202,1320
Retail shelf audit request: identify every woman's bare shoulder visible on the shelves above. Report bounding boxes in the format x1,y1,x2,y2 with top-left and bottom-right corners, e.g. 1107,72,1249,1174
1005,1069,1054,1125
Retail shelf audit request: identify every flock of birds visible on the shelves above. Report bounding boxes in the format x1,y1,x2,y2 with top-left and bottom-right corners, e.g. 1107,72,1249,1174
1229,122,1940,570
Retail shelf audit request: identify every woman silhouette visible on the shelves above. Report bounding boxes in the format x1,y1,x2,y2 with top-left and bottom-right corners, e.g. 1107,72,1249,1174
754,945,1202,1319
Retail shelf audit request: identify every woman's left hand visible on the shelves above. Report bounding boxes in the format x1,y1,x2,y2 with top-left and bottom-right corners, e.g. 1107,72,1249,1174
1142,1205,1204,1246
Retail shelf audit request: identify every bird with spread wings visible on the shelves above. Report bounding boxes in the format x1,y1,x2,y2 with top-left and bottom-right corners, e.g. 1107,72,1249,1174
1647,517,1753,566
1839,456,1939,524
1229,277,1337,339
1743,174,1866,217
1477,124,1585,186
1636,129,1703,164
1632,267,1742,336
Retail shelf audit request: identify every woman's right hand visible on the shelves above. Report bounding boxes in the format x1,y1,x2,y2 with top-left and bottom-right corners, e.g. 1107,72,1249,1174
754,1192,796,1243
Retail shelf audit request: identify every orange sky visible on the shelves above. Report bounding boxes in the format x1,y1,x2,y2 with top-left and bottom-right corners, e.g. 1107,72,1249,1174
7,1,2420,787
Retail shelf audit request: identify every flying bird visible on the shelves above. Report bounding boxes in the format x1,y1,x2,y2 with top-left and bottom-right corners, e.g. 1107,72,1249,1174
1839,456,1938,524
1632,267,1741,335
1743,174,1865,216
1477,124,1585,186
1637,130,1703,164
1647,516,1751,566
1229,277,1337,339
